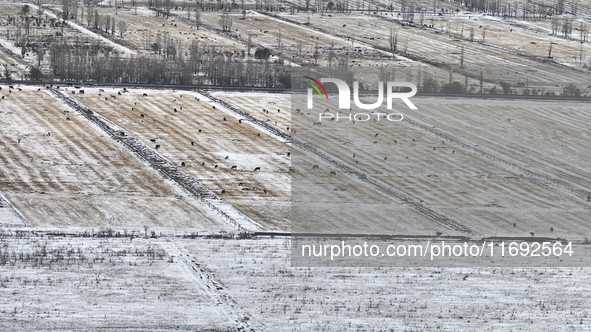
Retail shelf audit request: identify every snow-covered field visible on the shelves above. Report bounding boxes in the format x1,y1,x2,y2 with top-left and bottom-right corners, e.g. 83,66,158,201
1,235,591,331
0,86,229,231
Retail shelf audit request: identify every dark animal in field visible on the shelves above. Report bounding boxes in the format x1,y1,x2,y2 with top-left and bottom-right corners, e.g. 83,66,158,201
254,167,261,171
330,171,336,176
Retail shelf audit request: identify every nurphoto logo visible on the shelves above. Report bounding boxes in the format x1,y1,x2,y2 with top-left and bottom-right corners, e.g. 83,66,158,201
303,76,418,111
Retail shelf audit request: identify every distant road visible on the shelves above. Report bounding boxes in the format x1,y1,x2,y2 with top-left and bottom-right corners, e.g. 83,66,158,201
2,80,591,102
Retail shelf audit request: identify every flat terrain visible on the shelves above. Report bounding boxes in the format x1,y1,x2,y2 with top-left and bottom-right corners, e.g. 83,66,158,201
2,235,591,331
0,86,227,230
71,88,292,230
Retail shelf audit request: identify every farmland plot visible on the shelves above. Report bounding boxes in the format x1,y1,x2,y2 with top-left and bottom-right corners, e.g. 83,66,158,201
196,10,399,67
213,91,458,234
407,98,591,200
0,236,236,331
71,88,293,230
289,96,590,238
0,87,228,230
424,15,591,68
0,2,133,68
180,237,591,330
281,13,591,92
82,7,246,54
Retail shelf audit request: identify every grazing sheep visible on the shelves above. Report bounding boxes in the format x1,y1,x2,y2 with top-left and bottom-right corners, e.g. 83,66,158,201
213,106,216,109
99,89,105,92
374,133,378,137
201,162,205,166
191,142,195,146
174,108,177,112
550,227,554,232
530,232,535,237
223,117,227,121
239,119,242,123
155,145,160,149
221,189,226,194
231,165,237,170
330,171,336,176
143,93,148,97
140,114,144,118
254,167,261,171
79,90,84,94
199,129,202,133
181,162,186,167
312,165,318,169
215,165,219,169
66,117,70,121
150,138,156,143
287,152,290,157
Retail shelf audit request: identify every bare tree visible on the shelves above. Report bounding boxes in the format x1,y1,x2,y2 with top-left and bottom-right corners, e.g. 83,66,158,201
219,13,232,32
389,28,398,52
118,21,127,38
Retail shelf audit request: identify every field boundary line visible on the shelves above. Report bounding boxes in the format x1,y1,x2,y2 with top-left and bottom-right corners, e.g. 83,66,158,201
160,241,262,332
202,91,478,236
48,89,264,232
0,193,30,227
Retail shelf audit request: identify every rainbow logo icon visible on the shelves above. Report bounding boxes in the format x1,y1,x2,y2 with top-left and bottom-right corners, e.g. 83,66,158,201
302,76,329,100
